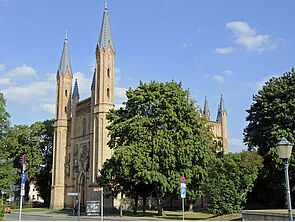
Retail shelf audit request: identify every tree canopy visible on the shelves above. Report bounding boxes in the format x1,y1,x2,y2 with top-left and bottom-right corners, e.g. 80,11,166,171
206,151,263,214
0,93,16,217
244,68,295,206
98,81,213,215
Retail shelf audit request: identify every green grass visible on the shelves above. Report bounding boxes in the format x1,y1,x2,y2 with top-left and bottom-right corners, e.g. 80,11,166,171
13,208,62,213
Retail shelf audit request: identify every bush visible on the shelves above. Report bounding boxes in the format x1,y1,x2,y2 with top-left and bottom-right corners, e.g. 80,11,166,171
206,151,263,215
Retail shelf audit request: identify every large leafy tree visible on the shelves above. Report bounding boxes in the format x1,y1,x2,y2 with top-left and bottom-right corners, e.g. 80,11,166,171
31,119,54,206
98,81,213,215
0,93,16,216
244,68,295,206
206,151,263,215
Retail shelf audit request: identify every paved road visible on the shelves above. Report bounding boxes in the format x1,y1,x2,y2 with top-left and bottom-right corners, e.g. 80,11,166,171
4,211,155,221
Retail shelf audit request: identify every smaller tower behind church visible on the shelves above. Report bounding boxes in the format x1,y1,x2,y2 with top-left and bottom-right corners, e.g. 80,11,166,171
50,32,73,209
216,95,228,154
203,96,210,120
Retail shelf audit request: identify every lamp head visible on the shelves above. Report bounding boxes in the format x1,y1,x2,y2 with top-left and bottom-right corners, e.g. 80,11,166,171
276,134,293,160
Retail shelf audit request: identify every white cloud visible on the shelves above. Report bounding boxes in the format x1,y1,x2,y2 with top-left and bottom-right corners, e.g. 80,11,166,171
223,70,233,76
2,80,55,105
0,78,11,85
114,87,127,100
31,104,55,114
214,47,236,54
228,137,246,153
181,43,193,48
226,21,276,52
73,72,91,95
247,75,280,90
0,64,5,72
212,75,224,83
6,65,37,77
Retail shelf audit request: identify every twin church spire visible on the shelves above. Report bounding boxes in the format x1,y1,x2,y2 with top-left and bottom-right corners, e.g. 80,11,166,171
57,0,114,99
202,95,227,122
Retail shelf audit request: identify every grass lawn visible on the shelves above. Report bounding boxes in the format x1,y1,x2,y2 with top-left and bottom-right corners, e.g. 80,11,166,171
13,208,62,212
115,210,242,221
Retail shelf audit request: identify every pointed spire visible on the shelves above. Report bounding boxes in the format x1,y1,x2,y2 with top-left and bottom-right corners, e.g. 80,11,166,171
98,2,115,53
58,32,72,76
219,94,226,113
203,96,210,116
91,69,96,90
216,94,226,122
72,79,80,99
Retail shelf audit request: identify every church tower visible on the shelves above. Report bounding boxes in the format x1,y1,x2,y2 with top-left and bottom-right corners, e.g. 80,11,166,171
203,96,210,120
50,33,73,209
216,94,228,154
91,0,115,183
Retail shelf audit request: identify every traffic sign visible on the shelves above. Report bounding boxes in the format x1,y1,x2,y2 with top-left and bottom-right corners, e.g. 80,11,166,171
181,183,186,198
20,189,25,196
180,176,186,183
93,187,101,192
21,184,25,190
67,193,80,196
21,173,25,184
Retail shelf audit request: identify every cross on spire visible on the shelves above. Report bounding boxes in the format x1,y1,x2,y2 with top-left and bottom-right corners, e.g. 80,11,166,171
105,0,107,11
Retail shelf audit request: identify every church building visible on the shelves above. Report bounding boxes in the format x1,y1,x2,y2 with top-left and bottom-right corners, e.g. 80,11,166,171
50,1,228,209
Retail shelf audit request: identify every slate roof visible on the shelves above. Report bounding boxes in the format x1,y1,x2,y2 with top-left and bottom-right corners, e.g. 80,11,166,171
91,69,96,90
72,79,80,99
98,10,115,53
58,37,72,75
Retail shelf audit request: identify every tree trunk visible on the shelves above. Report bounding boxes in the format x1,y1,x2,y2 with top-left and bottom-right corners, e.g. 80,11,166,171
156,190,164,216
189,202,193,211
143,195,146,215
133,194,138,214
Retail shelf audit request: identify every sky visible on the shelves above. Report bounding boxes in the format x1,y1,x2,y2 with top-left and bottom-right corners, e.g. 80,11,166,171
1,0,295,153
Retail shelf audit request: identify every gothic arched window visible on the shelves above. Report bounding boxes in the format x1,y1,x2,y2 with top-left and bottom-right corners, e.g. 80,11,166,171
107,68,110,78
107,88,110,98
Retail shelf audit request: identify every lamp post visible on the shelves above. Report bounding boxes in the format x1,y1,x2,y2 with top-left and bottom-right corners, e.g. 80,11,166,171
276,135,293,221
120,186,123,218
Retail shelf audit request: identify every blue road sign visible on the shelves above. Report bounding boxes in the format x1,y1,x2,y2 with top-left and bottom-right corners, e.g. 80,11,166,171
21,173,25,184
181,187,186,195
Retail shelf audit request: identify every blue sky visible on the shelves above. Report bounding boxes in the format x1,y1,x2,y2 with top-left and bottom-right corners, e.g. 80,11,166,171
1,0,295,153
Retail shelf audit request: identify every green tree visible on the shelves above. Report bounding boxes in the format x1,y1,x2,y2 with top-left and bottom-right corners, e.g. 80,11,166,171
0,93,15,217
31,119,54,206
6,124,42,201
206,151,263,215
244,68,295,206
98,81,213,215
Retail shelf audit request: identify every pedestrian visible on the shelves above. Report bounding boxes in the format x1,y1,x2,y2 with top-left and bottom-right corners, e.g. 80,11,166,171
73,200,79,216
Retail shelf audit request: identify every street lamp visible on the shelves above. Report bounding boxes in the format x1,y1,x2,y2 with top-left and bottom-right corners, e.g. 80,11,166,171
120,185,123,218
276,134,293,221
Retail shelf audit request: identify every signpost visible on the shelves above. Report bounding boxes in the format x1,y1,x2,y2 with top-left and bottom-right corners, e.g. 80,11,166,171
19,154,26,221
180,176,186,221
67,192,80,220
101,187,104,221
94,187,103,221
